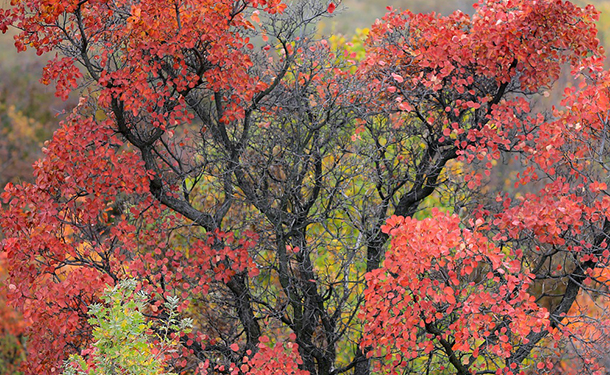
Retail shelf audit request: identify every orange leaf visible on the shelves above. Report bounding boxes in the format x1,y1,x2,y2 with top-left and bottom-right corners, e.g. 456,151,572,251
251,11,260,24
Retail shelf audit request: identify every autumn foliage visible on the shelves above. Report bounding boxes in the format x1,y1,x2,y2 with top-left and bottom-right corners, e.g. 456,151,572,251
2,0,610,374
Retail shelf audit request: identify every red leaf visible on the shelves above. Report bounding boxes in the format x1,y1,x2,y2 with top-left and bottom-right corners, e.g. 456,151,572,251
327,2,336,13
444,286,456,305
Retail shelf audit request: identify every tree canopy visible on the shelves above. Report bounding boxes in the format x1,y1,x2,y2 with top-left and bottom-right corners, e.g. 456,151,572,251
2,0,610,374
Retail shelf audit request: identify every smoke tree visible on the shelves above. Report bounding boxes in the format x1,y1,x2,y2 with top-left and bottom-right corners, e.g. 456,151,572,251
1,0,610,374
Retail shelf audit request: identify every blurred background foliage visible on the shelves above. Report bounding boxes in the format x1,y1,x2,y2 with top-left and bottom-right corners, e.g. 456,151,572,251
0,28,77,188
1,0,610,373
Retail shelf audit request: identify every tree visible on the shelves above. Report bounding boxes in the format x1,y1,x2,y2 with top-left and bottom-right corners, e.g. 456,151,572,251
63,279,190,375
0,252,25,375
0,0,609,374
